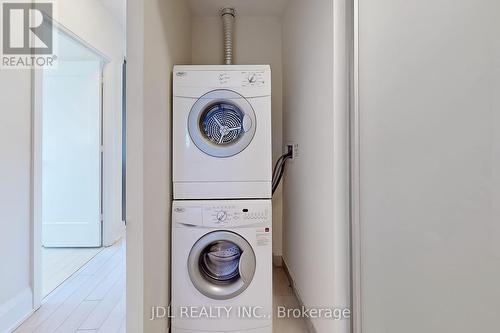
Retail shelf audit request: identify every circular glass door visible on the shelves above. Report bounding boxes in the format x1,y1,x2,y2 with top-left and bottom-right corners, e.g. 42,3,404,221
200,103,245,145
188,231,256,300
188,90,256,158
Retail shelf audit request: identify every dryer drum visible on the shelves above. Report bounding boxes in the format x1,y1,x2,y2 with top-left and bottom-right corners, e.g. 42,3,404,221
187,89,257,158
200,103,244,145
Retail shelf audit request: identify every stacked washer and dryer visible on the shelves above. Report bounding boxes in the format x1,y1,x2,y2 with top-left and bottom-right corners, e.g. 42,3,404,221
171,65,273,333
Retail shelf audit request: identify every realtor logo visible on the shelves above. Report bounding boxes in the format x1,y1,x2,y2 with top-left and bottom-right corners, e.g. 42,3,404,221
1,0,56,68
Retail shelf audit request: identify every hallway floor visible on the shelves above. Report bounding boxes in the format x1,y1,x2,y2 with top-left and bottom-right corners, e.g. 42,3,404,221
15,239,125,333
15,240,307,333
42,247,103,298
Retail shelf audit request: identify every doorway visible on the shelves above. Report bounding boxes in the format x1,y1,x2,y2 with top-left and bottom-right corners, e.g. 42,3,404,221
17,16,127,332
36,27,109,299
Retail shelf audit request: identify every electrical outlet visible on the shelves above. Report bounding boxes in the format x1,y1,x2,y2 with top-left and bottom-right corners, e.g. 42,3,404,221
285,143,298,160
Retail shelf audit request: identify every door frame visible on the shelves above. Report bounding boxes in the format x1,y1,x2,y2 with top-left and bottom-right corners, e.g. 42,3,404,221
349,0,362,332
31,19,111,309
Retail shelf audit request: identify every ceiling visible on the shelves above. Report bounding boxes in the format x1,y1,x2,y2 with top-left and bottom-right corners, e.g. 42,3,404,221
188,0,289,17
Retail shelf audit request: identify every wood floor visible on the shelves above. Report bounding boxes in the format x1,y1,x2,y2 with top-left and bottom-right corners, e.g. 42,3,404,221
15,239,125,333
42,247,103,298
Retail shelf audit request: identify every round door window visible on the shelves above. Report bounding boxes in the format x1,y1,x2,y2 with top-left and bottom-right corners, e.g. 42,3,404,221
200,103,245,145
188,231,256,300
188,90,257,158
200,240,242,283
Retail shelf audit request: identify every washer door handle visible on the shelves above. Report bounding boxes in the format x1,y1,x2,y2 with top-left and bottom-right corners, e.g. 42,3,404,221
238,249,256,284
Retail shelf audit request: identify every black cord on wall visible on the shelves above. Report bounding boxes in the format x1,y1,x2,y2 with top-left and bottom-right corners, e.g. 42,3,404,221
272,149,293,195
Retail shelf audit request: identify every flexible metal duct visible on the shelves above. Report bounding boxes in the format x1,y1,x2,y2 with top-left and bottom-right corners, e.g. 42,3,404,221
220,8,235,65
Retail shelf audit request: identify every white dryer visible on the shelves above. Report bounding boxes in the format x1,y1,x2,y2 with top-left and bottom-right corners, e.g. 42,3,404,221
171,200,272,333
173,65,272,199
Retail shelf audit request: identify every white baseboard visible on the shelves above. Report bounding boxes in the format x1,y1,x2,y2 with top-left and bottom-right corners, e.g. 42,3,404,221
0,287,33,333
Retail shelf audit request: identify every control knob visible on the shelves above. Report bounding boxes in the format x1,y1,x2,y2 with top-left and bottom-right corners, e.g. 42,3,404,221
216,211,228,222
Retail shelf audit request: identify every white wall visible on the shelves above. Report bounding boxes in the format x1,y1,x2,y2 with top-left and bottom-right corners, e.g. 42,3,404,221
0,1,125,330
283,0,335,313
126,0,192,331
358,0,500,332
282,0,349,332
191,16,284,256
0,70,33,332
56,0,126,246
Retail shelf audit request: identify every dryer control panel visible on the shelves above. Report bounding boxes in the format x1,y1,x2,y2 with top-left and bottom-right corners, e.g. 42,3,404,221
241,71,266,87
176,69,267,88
173,65,271,98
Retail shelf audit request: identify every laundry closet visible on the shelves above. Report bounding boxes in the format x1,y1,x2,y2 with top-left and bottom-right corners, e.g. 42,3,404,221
126,1,350,332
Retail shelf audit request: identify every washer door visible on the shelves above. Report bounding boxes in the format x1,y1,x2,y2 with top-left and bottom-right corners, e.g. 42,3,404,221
188,90,257,158
188,231,256,300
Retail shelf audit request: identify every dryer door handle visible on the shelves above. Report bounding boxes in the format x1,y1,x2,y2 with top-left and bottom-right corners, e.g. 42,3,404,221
238,249,256,284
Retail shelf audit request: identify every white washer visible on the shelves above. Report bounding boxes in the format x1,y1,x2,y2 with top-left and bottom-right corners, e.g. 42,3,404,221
171,200,272,333
173,65,272,199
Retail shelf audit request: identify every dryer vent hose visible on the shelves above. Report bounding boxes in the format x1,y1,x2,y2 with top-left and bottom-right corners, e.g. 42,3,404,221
221,8,235,65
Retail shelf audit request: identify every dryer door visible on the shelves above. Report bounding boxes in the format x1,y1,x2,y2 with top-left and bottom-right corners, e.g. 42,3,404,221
188,90,257,158
188,231,256,300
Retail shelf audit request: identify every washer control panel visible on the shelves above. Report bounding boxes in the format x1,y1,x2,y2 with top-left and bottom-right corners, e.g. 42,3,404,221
202,204,270,227
173,200,272,228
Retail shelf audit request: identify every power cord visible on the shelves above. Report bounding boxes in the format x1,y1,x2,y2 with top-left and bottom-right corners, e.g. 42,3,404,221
272,149,293,195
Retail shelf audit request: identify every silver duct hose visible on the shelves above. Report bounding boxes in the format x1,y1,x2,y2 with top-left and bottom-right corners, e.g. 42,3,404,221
220,8,235,65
